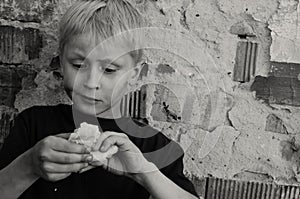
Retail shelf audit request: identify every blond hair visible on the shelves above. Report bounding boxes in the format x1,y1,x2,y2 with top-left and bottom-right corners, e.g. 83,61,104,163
59,0,144,63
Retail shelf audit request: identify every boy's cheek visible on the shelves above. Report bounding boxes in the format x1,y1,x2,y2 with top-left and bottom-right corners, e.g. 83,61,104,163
63,72,78,88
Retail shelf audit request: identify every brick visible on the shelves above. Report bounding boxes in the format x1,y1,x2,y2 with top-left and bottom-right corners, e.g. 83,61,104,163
0,87,21,107
268,76,293,105
269,62,300,78
0,26,43,63
0,0,56,23
268,62,300,105
268,76,291,88
251,76,300,106
250,76,270,101
269,87,293,105
292,78,300,105
0,66,36,88
0,67,22,88
0,66,36,107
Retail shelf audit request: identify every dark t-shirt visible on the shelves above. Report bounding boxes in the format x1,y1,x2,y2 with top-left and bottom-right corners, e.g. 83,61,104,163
0,104,197,198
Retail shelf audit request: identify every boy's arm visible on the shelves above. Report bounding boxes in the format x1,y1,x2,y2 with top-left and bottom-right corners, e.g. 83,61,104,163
135,169,198,199
94,131,199,199
0,149,39,199
0,134,91,198
0,110,39,198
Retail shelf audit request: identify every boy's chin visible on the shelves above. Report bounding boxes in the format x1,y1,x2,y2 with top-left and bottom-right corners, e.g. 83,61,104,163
72,103,116,118
72,103,102,116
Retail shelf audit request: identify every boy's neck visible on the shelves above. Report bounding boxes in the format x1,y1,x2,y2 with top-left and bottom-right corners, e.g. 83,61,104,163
71,101,123,120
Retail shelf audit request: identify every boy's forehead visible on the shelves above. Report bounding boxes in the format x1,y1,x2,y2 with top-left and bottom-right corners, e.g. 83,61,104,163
65,34,134,59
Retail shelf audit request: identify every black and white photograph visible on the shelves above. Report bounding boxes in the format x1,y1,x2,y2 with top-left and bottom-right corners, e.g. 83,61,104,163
0,0,300,198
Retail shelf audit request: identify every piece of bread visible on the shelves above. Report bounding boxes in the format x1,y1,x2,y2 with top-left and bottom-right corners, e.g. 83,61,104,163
69,122,100,151
69,122,118,164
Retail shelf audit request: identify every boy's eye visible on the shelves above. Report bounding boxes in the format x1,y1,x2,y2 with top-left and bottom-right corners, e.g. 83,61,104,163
104,68,117,73
72,63,86,69
103,64,118,74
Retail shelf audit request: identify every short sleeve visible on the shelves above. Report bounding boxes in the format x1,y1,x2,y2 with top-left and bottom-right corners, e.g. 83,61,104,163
0,111,31,170
161,154,199,198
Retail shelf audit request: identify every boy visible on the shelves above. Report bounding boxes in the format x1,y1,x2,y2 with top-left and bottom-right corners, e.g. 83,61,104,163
0,0,198,198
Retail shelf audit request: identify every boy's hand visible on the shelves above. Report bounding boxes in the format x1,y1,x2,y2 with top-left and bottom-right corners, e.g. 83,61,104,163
89,131,157,177
29,133,92,182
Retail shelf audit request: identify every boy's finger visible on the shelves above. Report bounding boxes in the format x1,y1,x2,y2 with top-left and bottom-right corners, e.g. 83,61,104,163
94,131,126,151
104,131,128,138
100,135,128,152
51,137,89,154
55,133,71,139
48,150,93,163
79,165,95,173
93,132,111,151
44,162,89,173
45,173,72,182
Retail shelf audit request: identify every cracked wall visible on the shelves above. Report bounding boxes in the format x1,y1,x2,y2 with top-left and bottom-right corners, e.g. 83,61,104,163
1,0,300,189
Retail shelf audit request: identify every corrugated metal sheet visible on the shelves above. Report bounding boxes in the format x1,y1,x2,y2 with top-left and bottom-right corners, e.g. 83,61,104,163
120,86,146,119
204,177,300,199
233,41,258,82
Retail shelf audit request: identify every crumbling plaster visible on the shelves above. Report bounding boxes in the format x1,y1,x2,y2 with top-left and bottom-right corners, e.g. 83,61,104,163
134,0,300,185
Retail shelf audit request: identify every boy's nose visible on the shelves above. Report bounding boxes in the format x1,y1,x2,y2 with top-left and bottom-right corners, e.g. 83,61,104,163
83,67,101,90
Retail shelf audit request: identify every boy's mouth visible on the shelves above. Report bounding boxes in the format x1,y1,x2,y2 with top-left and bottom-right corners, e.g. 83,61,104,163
78,94,102,103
